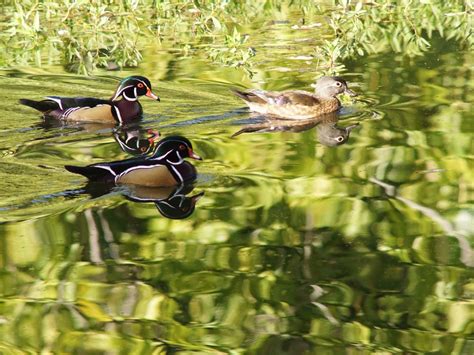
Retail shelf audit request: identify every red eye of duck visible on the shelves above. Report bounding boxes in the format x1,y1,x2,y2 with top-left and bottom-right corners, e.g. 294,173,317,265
137,83,144,88
179,144,186,150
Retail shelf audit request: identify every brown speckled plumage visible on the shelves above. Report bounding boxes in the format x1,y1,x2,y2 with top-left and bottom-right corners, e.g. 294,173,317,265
233,76,356,120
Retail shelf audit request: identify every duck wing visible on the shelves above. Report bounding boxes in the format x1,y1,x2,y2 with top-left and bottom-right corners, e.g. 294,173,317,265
269,90,321,106
231,89,268,104
233,89,320,107
45,96,111,110
65,155,150,181
19,96,111,113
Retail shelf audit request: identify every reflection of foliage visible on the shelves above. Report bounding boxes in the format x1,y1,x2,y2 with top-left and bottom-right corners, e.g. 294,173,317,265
2,1,143,74
0,0,259,75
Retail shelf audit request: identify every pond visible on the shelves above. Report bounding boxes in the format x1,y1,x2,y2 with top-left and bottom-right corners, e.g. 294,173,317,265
0,3,473,354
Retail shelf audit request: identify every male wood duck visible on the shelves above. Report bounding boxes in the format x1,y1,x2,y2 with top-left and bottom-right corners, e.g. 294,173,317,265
65,136,201,187
232,76,356,120
19,75,159,124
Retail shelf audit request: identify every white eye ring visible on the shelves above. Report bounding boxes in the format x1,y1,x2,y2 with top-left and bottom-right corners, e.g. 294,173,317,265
336,136,344,142
335,81,342,87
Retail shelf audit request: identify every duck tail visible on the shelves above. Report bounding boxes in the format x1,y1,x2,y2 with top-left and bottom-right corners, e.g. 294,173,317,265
65,165,112,182
230,89,251,101
19,99,58,112
230,89,255,102
230,89,266,104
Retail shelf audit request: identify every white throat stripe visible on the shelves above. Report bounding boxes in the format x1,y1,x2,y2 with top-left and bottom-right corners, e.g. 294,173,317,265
114,106,123,124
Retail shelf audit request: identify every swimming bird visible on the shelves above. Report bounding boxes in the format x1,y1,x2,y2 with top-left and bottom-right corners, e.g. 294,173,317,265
65,136,201,187
19,75,159,124
232,76,356,120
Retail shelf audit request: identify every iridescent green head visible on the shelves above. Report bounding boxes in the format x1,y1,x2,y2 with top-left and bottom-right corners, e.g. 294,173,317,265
112,76,160,102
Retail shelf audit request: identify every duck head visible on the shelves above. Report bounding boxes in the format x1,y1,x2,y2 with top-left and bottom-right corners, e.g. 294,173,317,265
111,76,160,102
312,76,357,99
152,136,202,163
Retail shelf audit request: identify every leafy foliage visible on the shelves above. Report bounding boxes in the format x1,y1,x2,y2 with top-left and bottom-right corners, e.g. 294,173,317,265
0,1,471,76
315,0,472,73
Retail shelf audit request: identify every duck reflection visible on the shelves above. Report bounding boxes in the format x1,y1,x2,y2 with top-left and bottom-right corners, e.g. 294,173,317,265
232,112,358,146
125,184,204,219
113,126,160,155
36,117,160,154
316,119,358,147
80,182,204,219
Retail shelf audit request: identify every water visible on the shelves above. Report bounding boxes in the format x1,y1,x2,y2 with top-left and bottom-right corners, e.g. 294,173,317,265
0,18,473,354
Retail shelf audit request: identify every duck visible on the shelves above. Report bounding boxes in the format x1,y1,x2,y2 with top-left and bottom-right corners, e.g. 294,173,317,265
232,76,356,120
19,75,159,124
65,136,201,187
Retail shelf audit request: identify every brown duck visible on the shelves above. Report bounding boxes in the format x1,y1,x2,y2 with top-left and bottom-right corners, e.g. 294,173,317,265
232,76,356,120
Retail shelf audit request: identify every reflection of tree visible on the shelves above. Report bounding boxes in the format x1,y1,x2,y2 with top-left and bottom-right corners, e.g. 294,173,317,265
371,177,473,267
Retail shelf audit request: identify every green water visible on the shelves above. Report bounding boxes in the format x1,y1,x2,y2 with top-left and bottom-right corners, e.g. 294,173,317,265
0,15,473,355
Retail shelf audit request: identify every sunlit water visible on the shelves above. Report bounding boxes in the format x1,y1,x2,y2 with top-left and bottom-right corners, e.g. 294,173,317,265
0,20,473,354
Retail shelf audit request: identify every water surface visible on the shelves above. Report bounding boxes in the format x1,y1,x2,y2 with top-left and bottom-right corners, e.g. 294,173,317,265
0,15,473,354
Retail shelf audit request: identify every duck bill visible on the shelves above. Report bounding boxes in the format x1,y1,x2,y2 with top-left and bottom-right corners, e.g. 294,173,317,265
188,148,202,160
147,129,161,141
345,88,357,97
146,89,160,101
345,123,359,132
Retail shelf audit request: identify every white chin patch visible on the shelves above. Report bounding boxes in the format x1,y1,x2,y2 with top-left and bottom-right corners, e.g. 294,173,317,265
123,92,137,101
